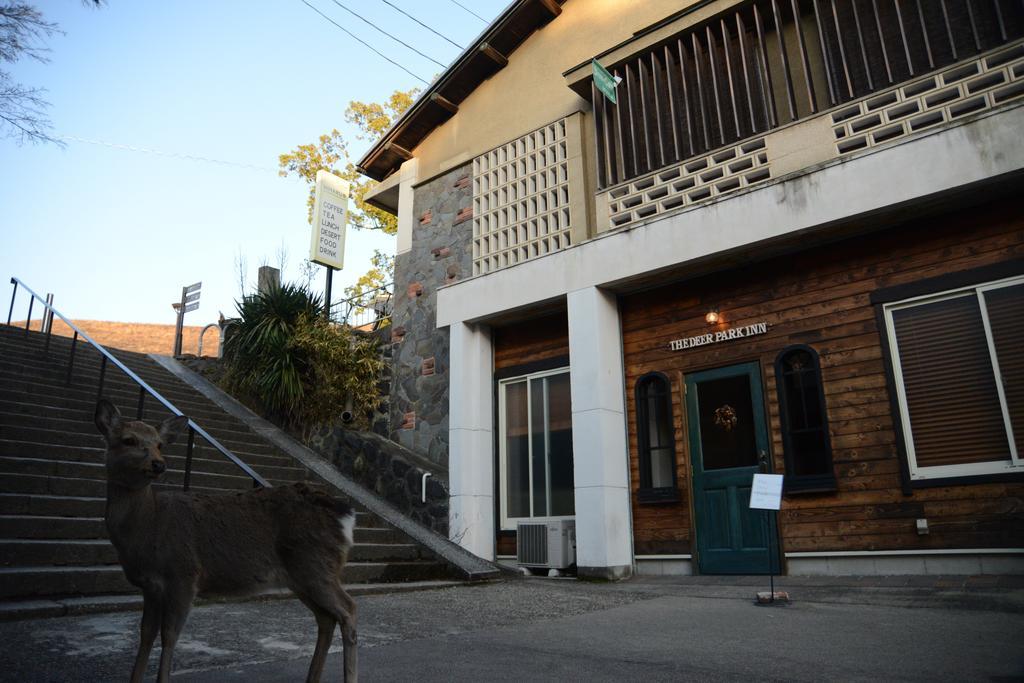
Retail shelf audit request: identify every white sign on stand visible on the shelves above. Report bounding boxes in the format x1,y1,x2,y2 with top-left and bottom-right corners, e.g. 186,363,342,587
310,170,349,270
749,473,784,510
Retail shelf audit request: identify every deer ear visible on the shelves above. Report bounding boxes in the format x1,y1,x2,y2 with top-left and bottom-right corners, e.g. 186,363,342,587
159,415,190,445
95,399,122,442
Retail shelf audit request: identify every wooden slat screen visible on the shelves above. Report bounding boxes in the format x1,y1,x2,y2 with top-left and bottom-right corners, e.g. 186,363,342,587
984,283,1024,457
593,0,1024,190
892,294,1010,468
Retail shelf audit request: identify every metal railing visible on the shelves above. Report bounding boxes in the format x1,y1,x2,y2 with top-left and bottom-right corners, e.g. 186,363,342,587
6,277,270,490
593,0,1024,190
329,282,393,330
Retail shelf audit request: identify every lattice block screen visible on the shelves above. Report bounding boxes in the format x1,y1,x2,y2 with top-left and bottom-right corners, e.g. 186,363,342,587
472,118,574,276
605,137,771,230
831,42,1024,157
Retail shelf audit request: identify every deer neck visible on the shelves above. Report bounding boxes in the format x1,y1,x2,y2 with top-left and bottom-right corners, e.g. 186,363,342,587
105,481,158,549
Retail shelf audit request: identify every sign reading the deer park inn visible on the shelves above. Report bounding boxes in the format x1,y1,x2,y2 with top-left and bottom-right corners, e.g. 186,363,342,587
310,170,349,270
668,321,769,351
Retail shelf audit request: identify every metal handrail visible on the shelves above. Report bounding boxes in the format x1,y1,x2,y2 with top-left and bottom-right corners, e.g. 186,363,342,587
6,277,270,489
329,281,393,329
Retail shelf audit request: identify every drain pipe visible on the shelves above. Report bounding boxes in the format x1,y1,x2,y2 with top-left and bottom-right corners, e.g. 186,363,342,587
421,472,431,503
340,394,355,423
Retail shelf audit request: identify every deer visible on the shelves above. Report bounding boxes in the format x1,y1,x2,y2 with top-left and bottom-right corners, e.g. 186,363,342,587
94,398,358,683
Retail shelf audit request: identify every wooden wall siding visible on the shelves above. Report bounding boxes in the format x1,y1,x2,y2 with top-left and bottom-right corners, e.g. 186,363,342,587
621,198,1024,557
493,312,569,371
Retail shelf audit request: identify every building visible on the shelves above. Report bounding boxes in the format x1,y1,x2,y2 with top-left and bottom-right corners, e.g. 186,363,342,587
359,0,1024,579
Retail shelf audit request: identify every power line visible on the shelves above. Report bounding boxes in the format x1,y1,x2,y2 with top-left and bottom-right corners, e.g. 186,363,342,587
377,0,464,50
327,0,449,69
59,135,296,177
300,0,429,85
448,0,488,24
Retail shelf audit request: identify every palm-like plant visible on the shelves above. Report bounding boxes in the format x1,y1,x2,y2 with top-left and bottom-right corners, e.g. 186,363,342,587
223,283,322,423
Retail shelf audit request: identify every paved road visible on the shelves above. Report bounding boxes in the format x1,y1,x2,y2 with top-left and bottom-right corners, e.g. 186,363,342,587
2,576,1022,682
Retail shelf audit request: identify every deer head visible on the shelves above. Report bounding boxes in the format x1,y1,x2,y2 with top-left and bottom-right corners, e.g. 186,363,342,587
95,399,188,490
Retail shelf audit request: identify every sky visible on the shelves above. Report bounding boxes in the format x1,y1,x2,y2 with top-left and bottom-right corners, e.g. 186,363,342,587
0,0,508,324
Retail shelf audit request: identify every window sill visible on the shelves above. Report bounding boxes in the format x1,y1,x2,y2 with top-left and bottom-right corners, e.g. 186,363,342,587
637,487,680,505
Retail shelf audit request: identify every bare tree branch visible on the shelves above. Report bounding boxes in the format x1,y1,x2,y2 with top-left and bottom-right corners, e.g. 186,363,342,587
0,2,102,144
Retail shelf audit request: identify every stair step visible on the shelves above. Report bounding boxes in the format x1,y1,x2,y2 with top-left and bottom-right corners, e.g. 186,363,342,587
0,493,106,517
0,515,107,540
0,538,417,568
0,408,282,455
0,557,449,600
0,565,135,599
0,472,243,498
0,437,297,471
0,427,294,473
0,436,304,480
0,456,287,491
0,393,274,442
0,539,119,566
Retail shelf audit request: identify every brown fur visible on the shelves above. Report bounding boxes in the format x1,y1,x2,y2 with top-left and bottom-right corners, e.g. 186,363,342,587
95,399,358,683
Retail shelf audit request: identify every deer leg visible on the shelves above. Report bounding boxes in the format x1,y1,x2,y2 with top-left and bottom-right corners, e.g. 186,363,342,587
156,584,195,683
304,584,357,683
299,598,336,683
335,586,358,683
129,593,160,683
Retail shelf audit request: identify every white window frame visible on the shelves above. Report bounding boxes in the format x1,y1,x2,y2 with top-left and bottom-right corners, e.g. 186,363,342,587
497,366,574,531
883,274,1023,480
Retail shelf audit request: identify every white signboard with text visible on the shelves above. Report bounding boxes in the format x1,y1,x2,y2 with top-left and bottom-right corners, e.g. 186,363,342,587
749,473,784,510
310,170,349,270
669,321,769,352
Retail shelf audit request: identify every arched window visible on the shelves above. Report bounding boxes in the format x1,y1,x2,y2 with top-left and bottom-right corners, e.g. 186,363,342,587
774,345,836,493
635,372,679,503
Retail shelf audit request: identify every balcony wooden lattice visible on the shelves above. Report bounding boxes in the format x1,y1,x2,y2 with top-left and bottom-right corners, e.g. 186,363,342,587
592,0,1024,191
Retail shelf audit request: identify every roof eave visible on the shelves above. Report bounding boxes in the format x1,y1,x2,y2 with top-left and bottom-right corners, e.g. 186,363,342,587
357,0,566,181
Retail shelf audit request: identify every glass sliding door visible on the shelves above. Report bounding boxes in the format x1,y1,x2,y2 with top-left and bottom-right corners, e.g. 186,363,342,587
499,369,574,530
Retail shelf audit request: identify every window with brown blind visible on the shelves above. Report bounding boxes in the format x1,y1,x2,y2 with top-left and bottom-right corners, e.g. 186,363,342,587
884,276,1023,480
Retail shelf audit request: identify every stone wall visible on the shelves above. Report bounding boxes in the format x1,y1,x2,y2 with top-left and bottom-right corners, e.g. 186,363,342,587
309,427,450,534
389,163,474,466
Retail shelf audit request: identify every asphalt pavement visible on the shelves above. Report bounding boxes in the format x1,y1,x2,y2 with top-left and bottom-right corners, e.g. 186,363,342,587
2,575,1022,682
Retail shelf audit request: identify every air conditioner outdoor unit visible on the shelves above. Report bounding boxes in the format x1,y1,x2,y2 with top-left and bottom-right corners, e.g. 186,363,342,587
516,520,576,569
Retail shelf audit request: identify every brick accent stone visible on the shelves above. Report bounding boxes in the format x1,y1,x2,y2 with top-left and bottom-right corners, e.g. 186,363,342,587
431,246,451,259
419,209,433,225
445,264,459,284
406,282,424,299
400,411,416,430
453,206,473,225
454,174,470,189
421,357,435,376
391,325,407,343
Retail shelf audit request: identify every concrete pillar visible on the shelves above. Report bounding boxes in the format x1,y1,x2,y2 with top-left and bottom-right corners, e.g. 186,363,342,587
447,321,495,560
567,286,633,579
395,158,419,257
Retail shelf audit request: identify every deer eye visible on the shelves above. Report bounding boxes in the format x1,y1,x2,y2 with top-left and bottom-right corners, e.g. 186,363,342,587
122,436,138,447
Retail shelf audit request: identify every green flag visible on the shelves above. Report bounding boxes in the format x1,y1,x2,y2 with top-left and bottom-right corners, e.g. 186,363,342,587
593,59,618,105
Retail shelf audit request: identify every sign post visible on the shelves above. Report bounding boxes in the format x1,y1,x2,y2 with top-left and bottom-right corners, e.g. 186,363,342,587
309,170,350,319
172,281,201,357
750,471,784,603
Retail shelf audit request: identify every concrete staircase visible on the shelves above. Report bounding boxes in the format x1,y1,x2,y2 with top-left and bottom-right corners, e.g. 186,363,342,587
0,323,459,617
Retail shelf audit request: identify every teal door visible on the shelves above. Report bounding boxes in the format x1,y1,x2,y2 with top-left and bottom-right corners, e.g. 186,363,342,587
686,362,780,575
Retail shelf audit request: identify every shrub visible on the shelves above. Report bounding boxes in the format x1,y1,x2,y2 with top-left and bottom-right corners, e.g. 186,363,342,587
292,315,384,430
222,283,383,432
